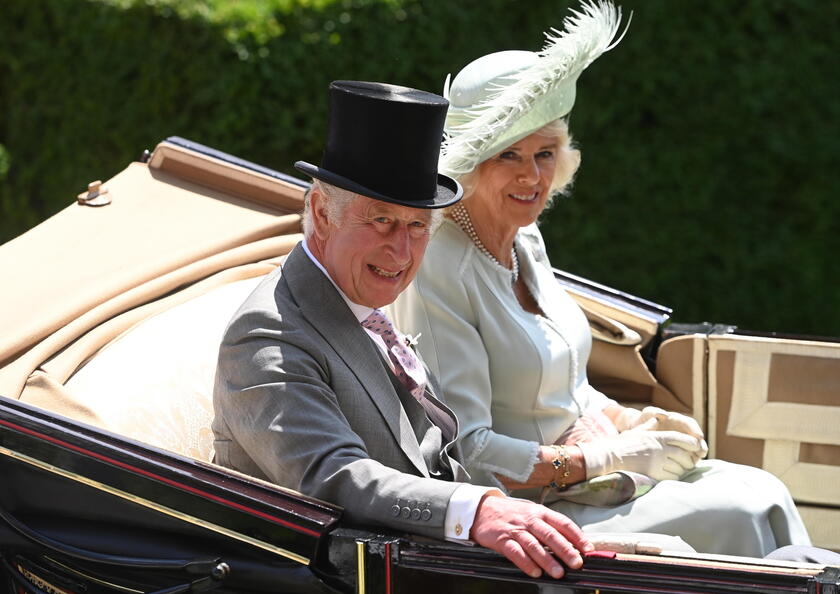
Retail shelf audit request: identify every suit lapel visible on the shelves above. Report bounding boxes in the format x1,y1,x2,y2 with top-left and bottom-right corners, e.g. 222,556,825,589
282,244,430,477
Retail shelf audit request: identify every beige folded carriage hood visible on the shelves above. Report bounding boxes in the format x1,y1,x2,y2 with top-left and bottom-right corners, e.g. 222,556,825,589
0,139,306,407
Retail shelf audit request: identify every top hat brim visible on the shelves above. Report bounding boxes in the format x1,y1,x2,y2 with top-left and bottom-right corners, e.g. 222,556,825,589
295,161,462,209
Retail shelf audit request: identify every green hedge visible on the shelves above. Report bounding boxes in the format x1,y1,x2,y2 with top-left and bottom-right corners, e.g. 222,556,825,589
2,0,838,336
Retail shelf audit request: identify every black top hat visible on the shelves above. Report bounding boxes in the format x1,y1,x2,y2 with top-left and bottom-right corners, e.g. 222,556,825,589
295,81,462,209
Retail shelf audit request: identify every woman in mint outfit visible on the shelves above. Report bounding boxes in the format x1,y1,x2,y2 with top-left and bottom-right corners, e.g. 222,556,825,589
392,0,810,557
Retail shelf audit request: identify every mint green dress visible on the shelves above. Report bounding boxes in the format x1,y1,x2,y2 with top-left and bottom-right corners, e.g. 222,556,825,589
391,219,810,557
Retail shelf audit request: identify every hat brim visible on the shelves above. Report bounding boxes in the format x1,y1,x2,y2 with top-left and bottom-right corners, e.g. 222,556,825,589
294,161,462,209
439,1,624,177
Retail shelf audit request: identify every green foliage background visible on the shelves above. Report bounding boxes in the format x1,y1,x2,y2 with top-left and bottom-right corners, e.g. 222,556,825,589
1,0,838,335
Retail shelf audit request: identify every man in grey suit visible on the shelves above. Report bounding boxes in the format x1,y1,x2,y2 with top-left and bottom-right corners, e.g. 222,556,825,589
212,80,592,579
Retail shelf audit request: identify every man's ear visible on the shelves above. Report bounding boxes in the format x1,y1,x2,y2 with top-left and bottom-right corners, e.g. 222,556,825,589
309,187,331,241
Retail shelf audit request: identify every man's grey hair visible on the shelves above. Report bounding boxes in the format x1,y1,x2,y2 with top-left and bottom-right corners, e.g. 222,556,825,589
301,180,358,238
301,179,444,237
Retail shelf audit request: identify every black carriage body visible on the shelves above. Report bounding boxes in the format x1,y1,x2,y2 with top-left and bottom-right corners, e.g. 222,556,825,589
2,371,838,593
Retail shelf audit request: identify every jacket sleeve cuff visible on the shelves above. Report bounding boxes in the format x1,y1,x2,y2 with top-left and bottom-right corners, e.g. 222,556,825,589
466,432,540,487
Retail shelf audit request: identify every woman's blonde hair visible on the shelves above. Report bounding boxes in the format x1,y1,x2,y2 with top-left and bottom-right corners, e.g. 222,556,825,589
453,118,581,210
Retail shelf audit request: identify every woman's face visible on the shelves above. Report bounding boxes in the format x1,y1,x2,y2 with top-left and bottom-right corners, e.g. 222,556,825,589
472,131,558,229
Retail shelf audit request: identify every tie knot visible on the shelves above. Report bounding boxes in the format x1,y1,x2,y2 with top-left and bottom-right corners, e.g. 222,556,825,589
362,308,429,404
362,309,397,339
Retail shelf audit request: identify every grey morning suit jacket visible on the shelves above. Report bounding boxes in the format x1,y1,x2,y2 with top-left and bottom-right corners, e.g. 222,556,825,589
212,243,469,539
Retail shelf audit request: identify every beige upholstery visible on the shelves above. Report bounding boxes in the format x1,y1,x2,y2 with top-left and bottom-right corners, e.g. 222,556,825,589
0,139,305,401
708,335,840,496
0,138,305,460
655,331,840,551
63,275,268,461
654,335,706,424
564,286,678,407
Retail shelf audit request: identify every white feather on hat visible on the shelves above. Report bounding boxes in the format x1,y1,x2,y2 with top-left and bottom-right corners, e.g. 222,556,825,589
440,0,628,177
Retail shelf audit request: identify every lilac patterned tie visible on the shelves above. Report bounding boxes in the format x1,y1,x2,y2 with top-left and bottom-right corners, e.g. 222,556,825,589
362,309,427,401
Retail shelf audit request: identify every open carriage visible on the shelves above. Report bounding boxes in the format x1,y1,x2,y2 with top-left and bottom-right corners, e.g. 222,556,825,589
1,137,838,593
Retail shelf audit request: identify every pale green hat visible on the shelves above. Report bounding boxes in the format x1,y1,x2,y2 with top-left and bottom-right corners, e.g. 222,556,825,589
440,0,628,178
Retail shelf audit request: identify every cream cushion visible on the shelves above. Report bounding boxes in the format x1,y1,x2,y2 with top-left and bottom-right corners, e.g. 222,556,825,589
65,275,266,461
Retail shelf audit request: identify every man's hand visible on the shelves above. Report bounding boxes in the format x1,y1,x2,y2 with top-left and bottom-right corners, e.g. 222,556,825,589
470,494,593,579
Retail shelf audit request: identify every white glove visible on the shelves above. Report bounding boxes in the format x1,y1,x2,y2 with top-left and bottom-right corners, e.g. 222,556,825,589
613,406,708,458
577,430,705,481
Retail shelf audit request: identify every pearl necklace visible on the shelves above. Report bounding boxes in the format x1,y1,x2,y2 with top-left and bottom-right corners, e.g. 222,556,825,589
451,203,519,283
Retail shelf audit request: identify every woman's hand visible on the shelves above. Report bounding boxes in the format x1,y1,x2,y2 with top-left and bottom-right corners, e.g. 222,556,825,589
609,405,709,459
577,430,705,481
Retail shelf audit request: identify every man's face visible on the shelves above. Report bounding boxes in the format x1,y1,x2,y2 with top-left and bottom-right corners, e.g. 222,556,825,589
316,193,434,308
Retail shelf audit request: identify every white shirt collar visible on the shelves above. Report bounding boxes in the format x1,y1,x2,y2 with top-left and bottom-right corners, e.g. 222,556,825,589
301,239,373,323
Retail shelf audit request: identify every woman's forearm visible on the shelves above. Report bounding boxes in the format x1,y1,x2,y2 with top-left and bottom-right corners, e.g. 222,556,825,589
496,444,586,490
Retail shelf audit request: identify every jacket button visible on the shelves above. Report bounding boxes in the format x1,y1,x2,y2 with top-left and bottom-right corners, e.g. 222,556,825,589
401,507,411,518
410,508,421,520
420,509,432,521
391,505,401,517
